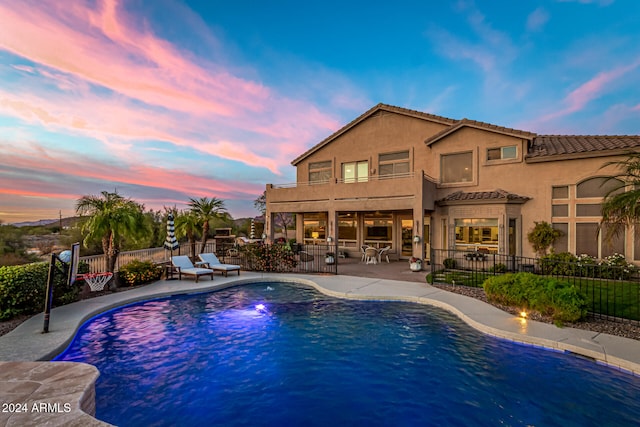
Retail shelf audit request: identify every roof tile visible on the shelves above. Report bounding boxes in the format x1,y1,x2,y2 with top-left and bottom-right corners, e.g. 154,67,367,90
527,135,640,158
438,189,530,204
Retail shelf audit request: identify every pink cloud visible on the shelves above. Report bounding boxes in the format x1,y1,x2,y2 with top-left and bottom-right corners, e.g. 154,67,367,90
521,61,640,130
0,0,340,174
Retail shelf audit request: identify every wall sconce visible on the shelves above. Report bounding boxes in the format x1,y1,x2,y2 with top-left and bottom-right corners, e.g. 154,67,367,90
261,233,267,240
413,235,421,243
326,236,333,243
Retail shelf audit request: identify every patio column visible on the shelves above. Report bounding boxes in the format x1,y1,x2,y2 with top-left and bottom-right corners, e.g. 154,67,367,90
327,209,338,246
413,205,425,261
296,214,304,244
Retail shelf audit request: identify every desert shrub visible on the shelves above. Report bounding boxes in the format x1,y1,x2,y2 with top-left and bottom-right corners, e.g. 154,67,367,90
443,258,457,269
483,272,587,324
0,260,87,321
118,260,163,287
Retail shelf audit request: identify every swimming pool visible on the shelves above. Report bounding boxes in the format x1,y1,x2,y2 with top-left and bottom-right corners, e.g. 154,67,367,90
56,282,640,426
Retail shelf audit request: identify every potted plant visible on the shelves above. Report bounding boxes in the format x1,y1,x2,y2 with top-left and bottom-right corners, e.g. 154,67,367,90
325,252,336,265
409,257,422,272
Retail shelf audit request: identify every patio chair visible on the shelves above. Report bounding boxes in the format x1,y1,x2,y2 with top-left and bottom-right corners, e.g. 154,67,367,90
361,245,369,262
198,253,241,276
171,255,214,282
378,246,391,263
364,247,378,264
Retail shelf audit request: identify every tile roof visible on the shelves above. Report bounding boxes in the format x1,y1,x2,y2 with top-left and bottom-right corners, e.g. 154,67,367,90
424,118,536,146
438,189,530,205
527,135,640,160
292,103,457,165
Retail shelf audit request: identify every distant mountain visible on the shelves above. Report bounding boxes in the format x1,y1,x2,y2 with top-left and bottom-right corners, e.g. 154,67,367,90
12,219,58,227
11,217,80,228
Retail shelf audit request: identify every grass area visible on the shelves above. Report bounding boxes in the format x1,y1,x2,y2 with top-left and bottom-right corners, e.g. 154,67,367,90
428,269,640,321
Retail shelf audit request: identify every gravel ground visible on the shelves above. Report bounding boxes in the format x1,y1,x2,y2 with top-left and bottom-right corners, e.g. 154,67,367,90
2,283,639,341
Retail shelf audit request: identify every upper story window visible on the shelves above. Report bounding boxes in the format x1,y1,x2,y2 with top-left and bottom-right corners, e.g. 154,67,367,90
308,161,332,184
379,151,410,177
343,161,368,183
441,151,472,184
487,145,517,161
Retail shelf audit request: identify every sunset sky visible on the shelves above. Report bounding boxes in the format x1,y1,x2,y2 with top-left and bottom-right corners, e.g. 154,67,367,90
1,0,639,223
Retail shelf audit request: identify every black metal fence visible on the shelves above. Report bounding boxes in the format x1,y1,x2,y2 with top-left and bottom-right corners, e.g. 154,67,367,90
429,248,640,323
215,242,338,275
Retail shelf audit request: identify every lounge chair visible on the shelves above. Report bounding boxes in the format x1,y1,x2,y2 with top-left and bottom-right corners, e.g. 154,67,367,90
171,255,214,282
198,253,241,276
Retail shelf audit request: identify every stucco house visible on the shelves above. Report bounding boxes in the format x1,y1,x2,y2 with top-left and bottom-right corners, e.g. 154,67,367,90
265,103,640,263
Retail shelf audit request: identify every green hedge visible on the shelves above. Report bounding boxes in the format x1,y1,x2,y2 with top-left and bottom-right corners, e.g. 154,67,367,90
483,272,587,324
0,261,87,321
118,260,163,287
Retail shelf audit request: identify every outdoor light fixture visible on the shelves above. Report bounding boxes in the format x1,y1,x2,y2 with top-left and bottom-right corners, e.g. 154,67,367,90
326,236,333,243
255,304,266,313
413,235,421,243
520,310,527,319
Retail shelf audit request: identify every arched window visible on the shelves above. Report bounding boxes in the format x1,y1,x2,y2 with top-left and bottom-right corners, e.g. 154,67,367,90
576,177,624,198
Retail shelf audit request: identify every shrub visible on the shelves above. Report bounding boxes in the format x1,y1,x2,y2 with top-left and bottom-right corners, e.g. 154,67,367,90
599,253,636,280
443,258,457,269
243,244,297,272
0,260,87,321
483,272,587,324
489,263,507,273
118,260,163,287
527,221,563,256
539,252,578,276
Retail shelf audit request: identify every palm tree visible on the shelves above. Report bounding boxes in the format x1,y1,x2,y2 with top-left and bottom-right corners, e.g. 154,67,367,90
174,209,200,259
76,191,146,272
189,197,228,253
600,153,640,242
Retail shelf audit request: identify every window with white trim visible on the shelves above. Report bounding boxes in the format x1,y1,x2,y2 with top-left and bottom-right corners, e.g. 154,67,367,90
342,161,368,183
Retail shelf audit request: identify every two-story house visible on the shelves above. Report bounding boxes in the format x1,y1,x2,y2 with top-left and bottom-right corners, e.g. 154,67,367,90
265,103,640,262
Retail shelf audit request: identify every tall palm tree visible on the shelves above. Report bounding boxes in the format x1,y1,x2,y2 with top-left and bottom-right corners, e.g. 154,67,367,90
76,191,146,272
189,197,228,253
600,152,640,242
174,209,200,259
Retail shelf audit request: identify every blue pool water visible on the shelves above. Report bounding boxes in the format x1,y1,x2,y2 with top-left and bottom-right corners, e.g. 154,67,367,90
56,282,640,426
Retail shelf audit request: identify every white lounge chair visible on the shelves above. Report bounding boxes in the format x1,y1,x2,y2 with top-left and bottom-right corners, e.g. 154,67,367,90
198,253,241,276
171,255,214,282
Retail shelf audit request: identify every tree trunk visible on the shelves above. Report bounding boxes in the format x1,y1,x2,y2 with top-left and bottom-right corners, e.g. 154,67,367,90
199,222,209,254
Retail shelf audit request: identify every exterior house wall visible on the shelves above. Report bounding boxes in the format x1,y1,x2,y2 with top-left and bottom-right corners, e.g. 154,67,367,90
266,104,640,263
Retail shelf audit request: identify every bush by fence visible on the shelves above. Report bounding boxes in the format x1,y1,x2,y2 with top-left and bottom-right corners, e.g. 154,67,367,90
430,248,640,323
0,261,88,321
118,260,163,287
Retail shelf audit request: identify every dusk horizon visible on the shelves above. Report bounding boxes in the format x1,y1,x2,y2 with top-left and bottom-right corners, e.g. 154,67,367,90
1,0,639,224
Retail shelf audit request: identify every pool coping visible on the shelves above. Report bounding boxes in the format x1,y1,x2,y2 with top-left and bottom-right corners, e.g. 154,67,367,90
1,272,640,425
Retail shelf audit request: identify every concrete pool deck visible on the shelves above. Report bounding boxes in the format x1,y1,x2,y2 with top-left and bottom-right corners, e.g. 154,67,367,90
2,271,640,426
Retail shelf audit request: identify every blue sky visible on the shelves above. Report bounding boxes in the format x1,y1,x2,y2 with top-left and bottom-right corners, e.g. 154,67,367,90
0,0,638,223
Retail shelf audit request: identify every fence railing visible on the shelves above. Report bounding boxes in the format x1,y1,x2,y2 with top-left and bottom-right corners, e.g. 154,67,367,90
80,242,217,273
429,248,640,323
80,242,338,275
